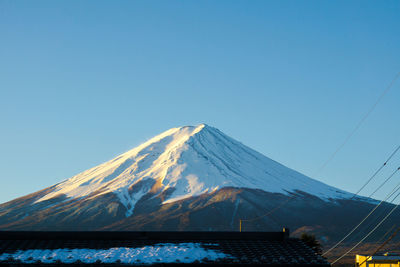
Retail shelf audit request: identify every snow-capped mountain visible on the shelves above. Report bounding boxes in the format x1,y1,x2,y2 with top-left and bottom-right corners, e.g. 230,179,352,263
33,124,351,215
1,124,397,242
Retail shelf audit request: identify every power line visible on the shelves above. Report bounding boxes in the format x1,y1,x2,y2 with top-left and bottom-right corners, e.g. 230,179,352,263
352,184,400,244
239,194,296,232
350,145,400,200
332,200,400,264
315,71,400,176
347,206,393,244
331,190,400,264
351,224,398,266
323,167,400,256
367,149,400,198
356,226,400,267
374,224,397,245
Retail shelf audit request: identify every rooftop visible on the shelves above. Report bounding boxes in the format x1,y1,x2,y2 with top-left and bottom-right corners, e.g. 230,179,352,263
0,230,329,266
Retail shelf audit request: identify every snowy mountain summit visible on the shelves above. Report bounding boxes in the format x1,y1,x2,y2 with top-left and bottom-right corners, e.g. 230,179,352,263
35,124,352,216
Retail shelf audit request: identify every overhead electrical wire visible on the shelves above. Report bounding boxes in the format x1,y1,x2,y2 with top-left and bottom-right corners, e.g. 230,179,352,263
348,187,400,244
315,71,400,176
331,189,400,264
350,145,400,200
239,194,296,232
347,206,393,244
322,166,400,256
368,155,400,198
332,145,400,247
356,226,400,267
374,224,396,245
241,196,295,223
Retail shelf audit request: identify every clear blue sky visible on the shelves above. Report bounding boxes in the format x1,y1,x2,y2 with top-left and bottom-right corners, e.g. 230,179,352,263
1,0,400,204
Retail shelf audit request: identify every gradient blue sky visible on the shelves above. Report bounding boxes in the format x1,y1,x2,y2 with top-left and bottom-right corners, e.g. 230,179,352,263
1,0,400,203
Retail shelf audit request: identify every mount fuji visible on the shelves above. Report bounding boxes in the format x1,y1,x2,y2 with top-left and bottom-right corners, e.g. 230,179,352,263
0,124,397,243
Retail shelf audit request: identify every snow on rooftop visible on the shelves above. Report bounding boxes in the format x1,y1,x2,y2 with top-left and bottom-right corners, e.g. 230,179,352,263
0,243,232,264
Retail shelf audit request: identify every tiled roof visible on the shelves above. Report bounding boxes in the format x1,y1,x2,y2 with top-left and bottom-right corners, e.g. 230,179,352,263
0,231,330,266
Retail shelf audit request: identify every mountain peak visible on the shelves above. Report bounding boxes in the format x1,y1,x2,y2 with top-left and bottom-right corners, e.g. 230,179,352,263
176,123,210,134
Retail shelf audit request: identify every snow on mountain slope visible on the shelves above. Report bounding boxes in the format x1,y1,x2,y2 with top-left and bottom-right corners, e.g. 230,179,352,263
35,124,354,215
